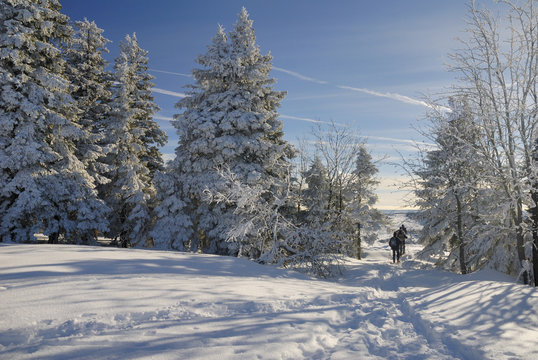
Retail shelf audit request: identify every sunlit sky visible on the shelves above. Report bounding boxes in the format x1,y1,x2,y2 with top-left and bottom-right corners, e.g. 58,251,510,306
60,0,481,210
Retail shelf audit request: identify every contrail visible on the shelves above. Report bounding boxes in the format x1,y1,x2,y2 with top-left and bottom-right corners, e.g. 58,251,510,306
337,85,451,112
279,114,330,124
367,135,436,147
273,66,450,111
149,68,192,78
152,88,187,98
279,115,347,127
273,67,328,85
153,115,174,121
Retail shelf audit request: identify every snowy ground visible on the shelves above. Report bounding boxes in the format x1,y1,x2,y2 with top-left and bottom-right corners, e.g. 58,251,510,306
1,214,537,360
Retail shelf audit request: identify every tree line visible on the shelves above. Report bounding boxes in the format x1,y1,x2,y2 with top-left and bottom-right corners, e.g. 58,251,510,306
0,1,380,277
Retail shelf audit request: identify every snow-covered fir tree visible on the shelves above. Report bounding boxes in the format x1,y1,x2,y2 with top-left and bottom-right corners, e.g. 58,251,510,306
63,18,112,188
0,0,109,243
99,33,161,246
123,34,166,180
349,145,382,247
153,8,295,255
301,156,330,222
414,98,486,274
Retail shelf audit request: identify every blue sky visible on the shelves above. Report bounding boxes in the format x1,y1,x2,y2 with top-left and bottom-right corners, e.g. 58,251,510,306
60,0,474,209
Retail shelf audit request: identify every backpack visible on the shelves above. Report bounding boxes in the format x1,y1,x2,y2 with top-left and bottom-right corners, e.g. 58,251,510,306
389,237,398,248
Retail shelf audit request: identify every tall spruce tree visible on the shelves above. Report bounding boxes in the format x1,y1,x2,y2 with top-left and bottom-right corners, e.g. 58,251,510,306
349,145,381,245
100,34,160,246
152,8,295,254
63,18,112,188
124,34,166,180
302,156,330,223
414,98,484,273
0,0,109,243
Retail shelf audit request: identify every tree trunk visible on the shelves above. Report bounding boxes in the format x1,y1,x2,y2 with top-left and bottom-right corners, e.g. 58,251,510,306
532,230,538,286
455,194,467,274
356,223,361,260
531,190,538,286
516,198,528,284
48,232,59,244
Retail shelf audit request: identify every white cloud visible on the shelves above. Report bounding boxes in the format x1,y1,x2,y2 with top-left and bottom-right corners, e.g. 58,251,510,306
273,67,328,85
152,88,187,98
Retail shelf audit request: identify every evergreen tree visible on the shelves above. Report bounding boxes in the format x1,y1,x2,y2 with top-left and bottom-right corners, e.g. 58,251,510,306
100,34,160,246
124,34,166,179
0,0,109,243
414,98,484,273
351,146,378,209
349,145,382,246
63,18,112,189
153,8,295,254
302,156,330,222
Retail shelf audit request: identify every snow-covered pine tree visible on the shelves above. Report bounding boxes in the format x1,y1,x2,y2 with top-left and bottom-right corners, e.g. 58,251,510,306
351,146,378,208
63,18,112,190
414,97,485,274
349,145,382,247
0,0,109,243
153,8,295,254
100,33,160,247
124,34,166,180
302,156,330,222
151,168,193,250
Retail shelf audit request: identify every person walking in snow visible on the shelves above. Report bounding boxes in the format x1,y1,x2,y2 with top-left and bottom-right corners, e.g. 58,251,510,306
389,231,401,263
397,226,408,255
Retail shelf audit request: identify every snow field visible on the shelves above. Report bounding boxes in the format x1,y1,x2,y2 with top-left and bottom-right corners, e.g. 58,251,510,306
0,246,455,360
0,213,536,359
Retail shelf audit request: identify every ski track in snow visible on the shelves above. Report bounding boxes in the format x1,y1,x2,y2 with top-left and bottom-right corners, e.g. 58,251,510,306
0,213,537,359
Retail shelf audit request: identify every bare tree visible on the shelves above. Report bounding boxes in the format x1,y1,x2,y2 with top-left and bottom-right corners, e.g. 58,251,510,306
448,0,538,284
312,120,364,217
309,120,382,254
